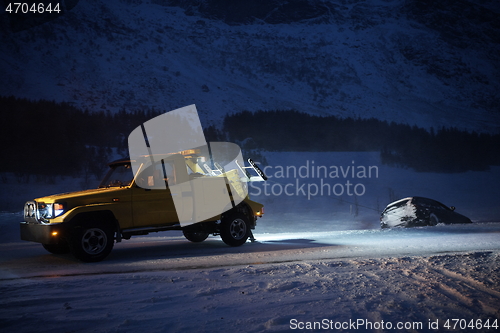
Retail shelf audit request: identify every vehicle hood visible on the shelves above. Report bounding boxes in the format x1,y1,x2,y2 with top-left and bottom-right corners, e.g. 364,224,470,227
34,186,129,204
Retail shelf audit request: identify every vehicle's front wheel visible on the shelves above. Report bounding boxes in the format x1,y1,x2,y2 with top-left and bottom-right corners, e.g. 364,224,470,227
183,229,209,243
42,242,70,254
220,212,250,247
70,225,114,262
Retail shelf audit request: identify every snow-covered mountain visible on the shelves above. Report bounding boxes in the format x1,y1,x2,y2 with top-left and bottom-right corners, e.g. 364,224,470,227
1,0,499,132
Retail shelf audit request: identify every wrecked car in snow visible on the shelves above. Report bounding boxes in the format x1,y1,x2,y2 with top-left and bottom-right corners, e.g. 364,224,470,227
380,197,472,228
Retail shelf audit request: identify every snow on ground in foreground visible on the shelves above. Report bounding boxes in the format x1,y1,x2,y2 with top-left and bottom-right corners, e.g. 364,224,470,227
1,251,499,333
1,210,500,333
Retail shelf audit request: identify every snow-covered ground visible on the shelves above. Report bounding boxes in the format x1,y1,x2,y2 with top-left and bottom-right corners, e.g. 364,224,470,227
1,151,500,332
1,212,500,332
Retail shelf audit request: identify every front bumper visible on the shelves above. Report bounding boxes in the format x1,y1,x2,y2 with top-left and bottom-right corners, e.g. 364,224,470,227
20,222,66,244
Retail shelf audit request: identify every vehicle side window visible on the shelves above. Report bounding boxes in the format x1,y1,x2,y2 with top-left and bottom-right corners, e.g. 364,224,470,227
136,162,175,188
100,164,134,187
415,198,446,210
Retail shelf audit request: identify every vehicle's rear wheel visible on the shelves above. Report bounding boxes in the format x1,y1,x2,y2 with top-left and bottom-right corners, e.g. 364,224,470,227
183,229,209,242
429,213,439,226
42,242,70,254
70,225,114,262
220,212,249,247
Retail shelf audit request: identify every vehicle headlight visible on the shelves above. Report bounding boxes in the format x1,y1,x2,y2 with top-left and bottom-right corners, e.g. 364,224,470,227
37,202,52,220
37,202,66,221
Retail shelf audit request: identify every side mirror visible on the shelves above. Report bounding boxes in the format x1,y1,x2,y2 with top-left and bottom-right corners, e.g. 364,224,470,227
450,206,455,211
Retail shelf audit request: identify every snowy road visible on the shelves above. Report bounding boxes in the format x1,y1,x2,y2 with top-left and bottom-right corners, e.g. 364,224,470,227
1,222,499,280
1,216,500,332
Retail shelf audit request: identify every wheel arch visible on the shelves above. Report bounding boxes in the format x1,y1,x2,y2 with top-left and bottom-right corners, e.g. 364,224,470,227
68,211,117,262
68,210,120,234
221,202,255,229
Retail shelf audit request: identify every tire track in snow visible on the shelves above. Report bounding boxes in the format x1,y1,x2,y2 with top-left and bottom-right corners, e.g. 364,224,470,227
428,266,500,317
399,254,500,319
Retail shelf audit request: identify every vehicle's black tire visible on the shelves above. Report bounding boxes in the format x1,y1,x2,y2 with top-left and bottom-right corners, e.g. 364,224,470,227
70,225,114,262
183,229,209,243
429,213,439,226
42,242,70,254
220,212,250,247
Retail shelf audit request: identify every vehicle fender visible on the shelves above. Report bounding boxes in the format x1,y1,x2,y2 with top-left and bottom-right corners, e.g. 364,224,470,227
58,204,121,232
221,202,256,228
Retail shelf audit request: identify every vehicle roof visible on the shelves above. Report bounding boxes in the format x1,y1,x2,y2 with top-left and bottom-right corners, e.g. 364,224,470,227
385,197,412,208
385,196,448,209
108,152,193,167
108,157,132,167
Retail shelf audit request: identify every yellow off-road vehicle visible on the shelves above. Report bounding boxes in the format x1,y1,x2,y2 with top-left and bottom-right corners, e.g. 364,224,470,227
21,149,266,262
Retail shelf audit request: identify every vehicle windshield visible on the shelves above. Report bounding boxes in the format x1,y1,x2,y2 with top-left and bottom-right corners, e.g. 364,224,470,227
99,163,134,188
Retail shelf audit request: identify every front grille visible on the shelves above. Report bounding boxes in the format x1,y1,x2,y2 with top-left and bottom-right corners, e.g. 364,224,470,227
24,201,38,223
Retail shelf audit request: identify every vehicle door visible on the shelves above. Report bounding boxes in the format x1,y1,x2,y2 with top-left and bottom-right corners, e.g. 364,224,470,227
131,160,180,227
419,198,455,223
